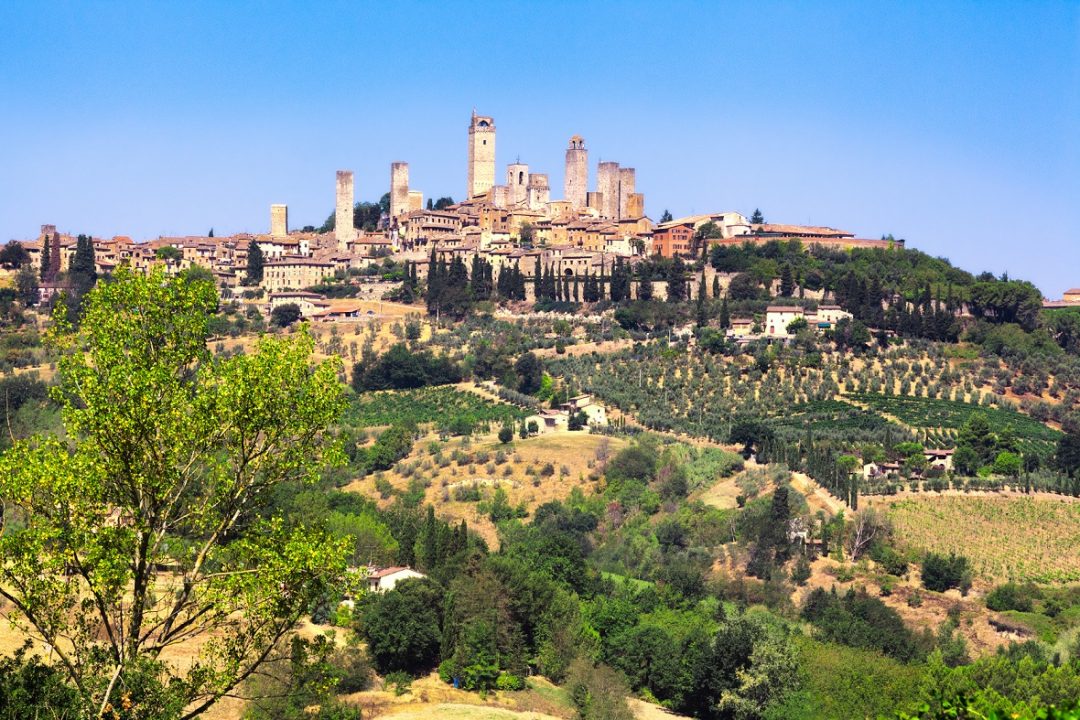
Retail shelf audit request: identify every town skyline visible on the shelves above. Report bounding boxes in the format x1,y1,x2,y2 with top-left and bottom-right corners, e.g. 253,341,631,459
1,2,1077,295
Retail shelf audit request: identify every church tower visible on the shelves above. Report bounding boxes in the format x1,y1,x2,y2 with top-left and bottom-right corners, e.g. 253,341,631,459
467,110,496,199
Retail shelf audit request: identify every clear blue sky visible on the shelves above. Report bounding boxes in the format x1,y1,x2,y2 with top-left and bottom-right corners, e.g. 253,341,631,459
1,1,1077,295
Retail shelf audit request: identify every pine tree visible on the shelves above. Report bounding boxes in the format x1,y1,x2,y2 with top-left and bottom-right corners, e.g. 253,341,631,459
750,208,765,224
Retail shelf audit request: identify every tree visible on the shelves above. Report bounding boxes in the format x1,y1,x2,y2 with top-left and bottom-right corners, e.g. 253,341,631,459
515,352,544,395
719,295,731,329
498,426,514,444
245,239,265,285
271,302,302,327
0,240,29,268
659,209,673,223
750,208,765,224
359,579,443,675
434,196,455,210
155,245,182,262
519,222,535,246
779,264,795,297
1056,432,1080,477
667,257,687,302
0,268,349,718
15,264,38,307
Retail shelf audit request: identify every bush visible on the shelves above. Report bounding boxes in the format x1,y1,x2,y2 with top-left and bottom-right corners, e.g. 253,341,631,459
496,672,526,691
498,426,513,444
985,583,1034,612
870,543,909,577
922,552,972,593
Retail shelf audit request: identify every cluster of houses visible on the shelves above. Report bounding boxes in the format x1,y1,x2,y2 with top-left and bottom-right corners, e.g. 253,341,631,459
863,448,954,480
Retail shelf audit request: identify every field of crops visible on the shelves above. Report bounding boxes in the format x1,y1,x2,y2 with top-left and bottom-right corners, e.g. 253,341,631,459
846,393,1062,453
769,399,907,444
886,495,1080,583
346,386,527,431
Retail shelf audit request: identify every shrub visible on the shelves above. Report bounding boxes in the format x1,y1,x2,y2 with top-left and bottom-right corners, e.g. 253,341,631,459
496,672,526,691
922,552,972,593
985,583,1034,612
498,426,513,444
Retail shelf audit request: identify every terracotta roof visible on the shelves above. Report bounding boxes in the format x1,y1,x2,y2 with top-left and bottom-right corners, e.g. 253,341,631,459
766,306,805,313
367,566,410,579
752,223,853,238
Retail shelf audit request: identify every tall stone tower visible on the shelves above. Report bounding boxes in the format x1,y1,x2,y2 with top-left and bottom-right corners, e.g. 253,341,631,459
270,204,288,237
336,170,356,250
507,162,528,206
390,162,410,221
597,161,620,219
467,110,496,199
564,135,588,209
617,167,636,220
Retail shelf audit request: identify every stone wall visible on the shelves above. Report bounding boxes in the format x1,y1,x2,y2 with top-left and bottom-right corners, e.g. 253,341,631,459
526,173,550,211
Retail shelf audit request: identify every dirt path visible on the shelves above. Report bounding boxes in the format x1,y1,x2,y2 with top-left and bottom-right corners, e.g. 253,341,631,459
789,471,848,515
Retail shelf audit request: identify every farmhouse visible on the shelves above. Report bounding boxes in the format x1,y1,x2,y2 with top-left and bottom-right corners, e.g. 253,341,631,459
366,566,426,593
765,306,805,337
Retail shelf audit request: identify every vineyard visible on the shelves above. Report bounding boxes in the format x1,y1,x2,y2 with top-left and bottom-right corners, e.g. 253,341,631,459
345,386,528,433
846,393,1063,454
886,495,1080,583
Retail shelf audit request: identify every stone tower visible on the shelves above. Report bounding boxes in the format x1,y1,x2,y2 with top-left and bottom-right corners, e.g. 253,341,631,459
408,190,424,213
270,204,288,237
507,162,529,206
597,161,620,219
336,170,356,250
625,193,645,219
617,167,636,220
564,135,588,209
390,162,410,221
467,110,496,199
526,174,550,211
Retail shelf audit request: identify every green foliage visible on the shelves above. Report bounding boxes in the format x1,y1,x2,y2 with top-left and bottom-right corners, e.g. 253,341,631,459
922,552,973,593
351,342,462,391
358,578,444,675
802,587,928,661
271,302,302,327
245,239,264,285
346,386,526,434
985,583,1034,613
0,268,350,718
0,641,83,719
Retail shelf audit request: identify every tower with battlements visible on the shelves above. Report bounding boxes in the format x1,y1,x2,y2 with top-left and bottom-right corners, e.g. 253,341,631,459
467,111,496,199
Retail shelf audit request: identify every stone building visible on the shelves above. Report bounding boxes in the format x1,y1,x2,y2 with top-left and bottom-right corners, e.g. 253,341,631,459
262,257,335,293
597,162,620,219
526,173,550,211
270,204,288,237
407,190,424,213
507,161,528,206
467,111,496,199
335,170,357,249
564,135,588,209
390,162,409,221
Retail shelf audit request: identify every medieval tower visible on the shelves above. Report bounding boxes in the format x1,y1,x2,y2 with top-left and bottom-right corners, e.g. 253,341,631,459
507,161,528,206
390,162,410,221
467,110,496,199
564,135,588,210
617,167,636,220
335,170,356,249
597,161,620,219
270,204,288,237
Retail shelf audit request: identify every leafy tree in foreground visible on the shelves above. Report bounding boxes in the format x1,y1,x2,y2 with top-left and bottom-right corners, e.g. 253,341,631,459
0,268,350,719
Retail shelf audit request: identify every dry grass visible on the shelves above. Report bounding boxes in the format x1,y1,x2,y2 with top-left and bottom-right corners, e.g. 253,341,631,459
346,431,626,548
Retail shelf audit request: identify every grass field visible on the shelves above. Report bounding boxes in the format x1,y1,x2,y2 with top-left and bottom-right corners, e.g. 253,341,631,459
885,495,1080,583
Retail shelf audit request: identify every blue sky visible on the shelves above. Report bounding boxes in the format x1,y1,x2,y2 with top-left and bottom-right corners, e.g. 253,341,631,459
1,1,1077,295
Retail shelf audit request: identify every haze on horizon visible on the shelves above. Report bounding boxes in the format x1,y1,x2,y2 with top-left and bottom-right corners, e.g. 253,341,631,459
1,1,1077,296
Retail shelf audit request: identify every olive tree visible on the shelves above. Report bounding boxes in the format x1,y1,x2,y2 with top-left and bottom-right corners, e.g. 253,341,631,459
0,268,351,718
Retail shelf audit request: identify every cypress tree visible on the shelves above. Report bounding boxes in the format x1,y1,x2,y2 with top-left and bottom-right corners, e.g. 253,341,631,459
719,295,731,329
245,240,264,285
